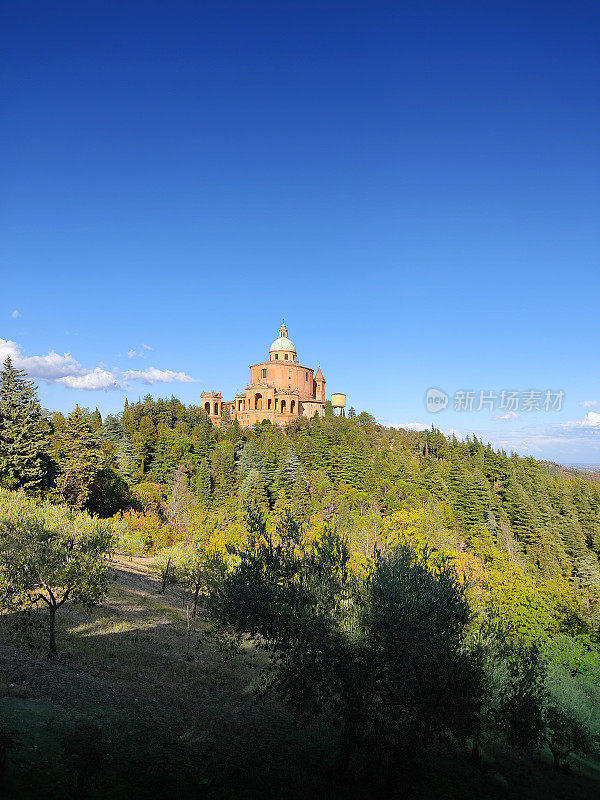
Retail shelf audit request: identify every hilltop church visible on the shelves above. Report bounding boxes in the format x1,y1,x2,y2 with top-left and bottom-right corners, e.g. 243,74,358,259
201,323,344,427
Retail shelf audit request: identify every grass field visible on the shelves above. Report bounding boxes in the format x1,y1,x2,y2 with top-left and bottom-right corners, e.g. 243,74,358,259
1,556,599,799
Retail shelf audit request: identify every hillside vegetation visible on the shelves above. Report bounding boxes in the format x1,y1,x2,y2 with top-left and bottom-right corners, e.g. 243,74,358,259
1,357,600,797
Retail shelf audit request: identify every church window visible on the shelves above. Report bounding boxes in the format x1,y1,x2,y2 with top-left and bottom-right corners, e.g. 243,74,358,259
284,354,288,360
275,354,278,360
262,369,267,378
305,372,308,381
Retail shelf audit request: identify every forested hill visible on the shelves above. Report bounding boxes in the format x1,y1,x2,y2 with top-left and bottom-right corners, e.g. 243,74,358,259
98,394,600,585
540,460,600,484
3,359,600,789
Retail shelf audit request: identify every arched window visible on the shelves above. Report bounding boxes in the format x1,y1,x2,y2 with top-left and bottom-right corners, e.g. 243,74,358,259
204,402,210,414
284,353,288,361
254,393,262,410
268,398,272,410
290,400,296,414
214,402,219,415
275,354,279,360
281,400,287,414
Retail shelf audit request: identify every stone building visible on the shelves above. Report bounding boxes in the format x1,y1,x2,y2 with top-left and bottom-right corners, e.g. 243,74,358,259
201,324,342,427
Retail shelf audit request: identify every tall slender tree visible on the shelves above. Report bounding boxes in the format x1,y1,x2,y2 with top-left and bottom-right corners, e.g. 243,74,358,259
0,357,52,494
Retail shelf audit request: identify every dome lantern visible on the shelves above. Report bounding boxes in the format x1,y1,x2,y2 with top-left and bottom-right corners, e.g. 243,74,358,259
269,322,297,360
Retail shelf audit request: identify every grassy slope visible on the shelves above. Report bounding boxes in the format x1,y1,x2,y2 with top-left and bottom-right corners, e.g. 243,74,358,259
1,558,599,800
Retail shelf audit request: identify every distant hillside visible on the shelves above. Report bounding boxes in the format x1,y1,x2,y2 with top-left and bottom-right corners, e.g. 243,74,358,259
540,460,600,483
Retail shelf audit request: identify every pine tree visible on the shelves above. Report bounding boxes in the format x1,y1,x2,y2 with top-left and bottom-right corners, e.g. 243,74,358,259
211,441,235,506
220,404,232,429
58,405,102,508
116,435,135,481
237,439,266,482
290,472,311,525
133,414,157,474
195,458,212,506
239,468,270,519
276,446,302,495
100,414,123,443
0,356,52,493
90,408,102,431
150,430,175,483
121,398,135,438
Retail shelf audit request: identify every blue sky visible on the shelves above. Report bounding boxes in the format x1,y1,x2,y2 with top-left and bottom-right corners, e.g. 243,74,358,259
2,1,599,462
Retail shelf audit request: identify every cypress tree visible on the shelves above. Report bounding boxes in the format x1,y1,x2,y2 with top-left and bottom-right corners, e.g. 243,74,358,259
0,356,52,493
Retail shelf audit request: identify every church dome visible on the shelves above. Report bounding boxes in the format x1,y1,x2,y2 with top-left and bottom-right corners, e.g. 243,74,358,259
269,323,296,354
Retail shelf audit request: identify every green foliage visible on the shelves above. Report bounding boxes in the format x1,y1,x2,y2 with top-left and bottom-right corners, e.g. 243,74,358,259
86,468,131,517
0,489,116,657
0,357,52,494
56,406,102,509
206,512,482,782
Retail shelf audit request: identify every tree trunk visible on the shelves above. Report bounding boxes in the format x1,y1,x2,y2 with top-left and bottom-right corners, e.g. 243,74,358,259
469,734,480,765
160,556,172,594
192,579,201,617
549,742,561,772
47,606,58,660
335,711,359,776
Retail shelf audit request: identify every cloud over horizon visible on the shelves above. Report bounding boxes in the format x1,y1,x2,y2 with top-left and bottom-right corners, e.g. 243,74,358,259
0,338,197,391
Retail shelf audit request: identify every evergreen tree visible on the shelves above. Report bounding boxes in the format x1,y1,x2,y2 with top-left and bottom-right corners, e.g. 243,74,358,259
237,439,266,482
121,398,135,438
58,406,102,509
210,440,235,506
133,414,157,474
220,404,232,429
149,430,176,483
290,471,311,525
90,408,102,431
100,414,123,443
239,467,270,519
195,458,212,506
0,357,52,494
116,436,135,481
276,446,303,496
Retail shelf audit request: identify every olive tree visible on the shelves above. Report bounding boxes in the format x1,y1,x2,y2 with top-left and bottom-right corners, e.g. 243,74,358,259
0,489,115,659
206,510,482,784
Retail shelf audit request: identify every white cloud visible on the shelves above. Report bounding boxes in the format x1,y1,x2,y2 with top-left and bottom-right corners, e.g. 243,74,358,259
141,343,152,351
127,349,141,358
561,411,600,431
58,368,120,390
581,400,599,408
122,367,196,385
11,310,19,319
494,411,519,421
0,338,197,391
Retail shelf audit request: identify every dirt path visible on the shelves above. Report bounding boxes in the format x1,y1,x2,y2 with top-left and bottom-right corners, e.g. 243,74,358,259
110,554,187,612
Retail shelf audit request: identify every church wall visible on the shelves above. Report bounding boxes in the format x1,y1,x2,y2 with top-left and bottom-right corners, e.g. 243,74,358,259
249,361,315,400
